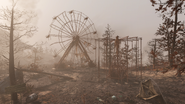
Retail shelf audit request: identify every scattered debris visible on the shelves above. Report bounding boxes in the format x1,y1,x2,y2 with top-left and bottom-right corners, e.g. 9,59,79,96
38,91,51,96
26,93,38,103
97,97,104,102
111,95,116,100
136,79,166,104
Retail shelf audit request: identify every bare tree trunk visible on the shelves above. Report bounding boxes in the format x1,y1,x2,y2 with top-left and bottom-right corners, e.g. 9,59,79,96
171,0,178,67
9,8,18,104
108,29,111,72
106,38,108,68
153,39,156,69
34,50,37,65
167,33,171,64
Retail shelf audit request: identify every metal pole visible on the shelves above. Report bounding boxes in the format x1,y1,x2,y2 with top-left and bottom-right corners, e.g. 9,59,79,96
131,41,133,68
136,37,138,77
131,40,133,74
106,37,108,69
127,36,128,82
99,39,101,70
140,38,142,80
95,39,97,66
137,37,139,77
98,38,100,80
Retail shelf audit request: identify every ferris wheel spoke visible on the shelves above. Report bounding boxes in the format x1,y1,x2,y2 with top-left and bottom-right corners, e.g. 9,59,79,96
61,39,72,51
79,24,94,35
80,37,96,41
80,37,90,43
80,31,96,37
82,32,92,41
59,38,72,44
62,12,74,32
80,41,91,53
55,17,72,35
80,38,92,47
60,34,72,38
59,40,74,62
80,38,96,48
72,12,78,32
70,13,75,32
50,24,61,31
78,19,88,34
65,12,75,32
50,39,72,46
57,16,73,33
50,24,72,36
60,34,73,50
57,40,72,55
76,12,82,33
77,19,85,33
59,29,73,37
56,46,68,55
49,34,72,39
57,48,67,56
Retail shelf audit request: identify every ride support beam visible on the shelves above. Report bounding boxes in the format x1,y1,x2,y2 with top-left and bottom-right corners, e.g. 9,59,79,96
78,40,92,63
58,41,74,65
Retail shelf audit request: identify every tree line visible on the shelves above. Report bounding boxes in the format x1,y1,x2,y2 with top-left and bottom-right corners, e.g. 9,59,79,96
148,0,185,76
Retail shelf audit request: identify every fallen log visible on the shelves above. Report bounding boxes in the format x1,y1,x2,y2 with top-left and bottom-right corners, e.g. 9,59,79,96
15,68,73,80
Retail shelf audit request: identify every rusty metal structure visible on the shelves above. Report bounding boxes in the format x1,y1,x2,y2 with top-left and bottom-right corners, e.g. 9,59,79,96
97,36,143,81
46,10,98,68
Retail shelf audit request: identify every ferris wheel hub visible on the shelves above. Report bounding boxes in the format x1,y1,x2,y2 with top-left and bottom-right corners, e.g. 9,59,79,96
72,31,78,36
73,35,79,41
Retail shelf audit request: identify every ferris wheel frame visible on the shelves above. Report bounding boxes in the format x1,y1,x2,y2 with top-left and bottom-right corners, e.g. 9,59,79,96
47,10,98,67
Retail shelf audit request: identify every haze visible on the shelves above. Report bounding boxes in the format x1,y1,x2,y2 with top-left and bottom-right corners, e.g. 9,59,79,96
0,0,184,64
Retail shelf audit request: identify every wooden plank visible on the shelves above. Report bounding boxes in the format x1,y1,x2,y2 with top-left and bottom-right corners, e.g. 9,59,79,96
15,68,73,80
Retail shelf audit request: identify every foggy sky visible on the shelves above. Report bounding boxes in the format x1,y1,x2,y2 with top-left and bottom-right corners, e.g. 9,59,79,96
0,0,185,64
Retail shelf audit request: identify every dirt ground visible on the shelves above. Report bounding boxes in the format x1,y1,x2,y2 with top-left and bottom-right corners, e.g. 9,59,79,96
1,67,185,104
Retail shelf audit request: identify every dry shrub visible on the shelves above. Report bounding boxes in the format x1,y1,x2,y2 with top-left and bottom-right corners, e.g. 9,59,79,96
23,84,34,97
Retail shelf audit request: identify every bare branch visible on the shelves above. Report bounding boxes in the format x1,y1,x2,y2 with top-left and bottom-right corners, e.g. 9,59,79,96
13,21,23,25
0,25,10,30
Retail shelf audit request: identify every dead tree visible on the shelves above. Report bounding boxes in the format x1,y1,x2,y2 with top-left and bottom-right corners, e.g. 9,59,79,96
102,24,115,69
155,17,173,64
0,0,37,103
147,39,164,69
150,0,185,67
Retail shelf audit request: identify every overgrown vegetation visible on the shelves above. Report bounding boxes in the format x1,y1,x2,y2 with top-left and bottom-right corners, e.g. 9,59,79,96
149,0,185,76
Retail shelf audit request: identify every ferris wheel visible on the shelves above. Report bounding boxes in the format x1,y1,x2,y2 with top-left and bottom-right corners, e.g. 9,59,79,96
46,10,98,67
